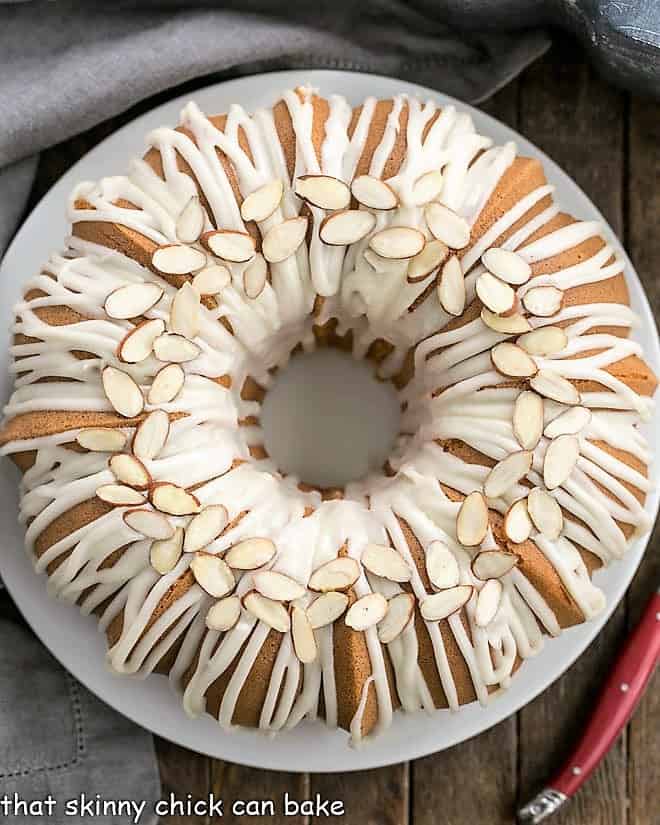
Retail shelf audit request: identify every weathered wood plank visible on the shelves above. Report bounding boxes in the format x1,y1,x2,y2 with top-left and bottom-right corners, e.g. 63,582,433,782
312,764,409,825
211,763,309,825
155,737,210,825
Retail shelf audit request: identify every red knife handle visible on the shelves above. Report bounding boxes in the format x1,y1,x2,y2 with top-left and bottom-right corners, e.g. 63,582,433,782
550,591,660,797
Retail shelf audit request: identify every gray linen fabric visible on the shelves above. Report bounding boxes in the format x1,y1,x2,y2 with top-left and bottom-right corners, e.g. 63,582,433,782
0,2,549,822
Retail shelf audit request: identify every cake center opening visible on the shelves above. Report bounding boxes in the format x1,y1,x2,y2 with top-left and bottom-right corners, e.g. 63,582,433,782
260,349,401,489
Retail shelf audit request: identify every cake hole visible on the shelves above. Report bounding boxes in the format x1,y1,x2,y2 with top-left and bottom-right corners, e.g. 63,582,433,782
261,349,401,489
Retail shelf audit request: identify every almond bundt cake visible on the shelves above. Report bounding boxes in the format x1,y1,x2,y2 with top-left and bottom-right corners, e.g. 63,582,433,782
1,87,656,744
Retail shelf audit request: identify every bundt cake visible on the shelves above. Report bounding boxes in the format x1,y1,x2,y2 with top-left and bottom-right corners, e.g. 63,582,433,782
1,87,656,745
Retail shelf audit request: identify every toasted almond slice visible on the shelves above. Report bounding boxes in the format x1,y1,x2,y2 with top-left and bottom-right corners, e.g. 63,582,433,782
152,244,206,275
361,543,411,583
295,175,351,211
350,175,398,210
320,210,376,246
224,537,276,571
123,508,174,540
437,255,465,316
105,282,164,319
262,217,308,263
291,605,318,663
192,264,231,296
426,540,460,590
242,590,290,632
153,333,200,363
513,390,544,450
471,550,519,581
345,592,388,631
102,366,144,418
481,308,532,334
176,196,205,244
205,595,241,632
517,326,568,356
544,406,591,439
191,553,235,598
183,505,229,554
76,427,127,452
118,318,164,364
240,179,284,222
308,557,361,592
491,342,538,378
411,170,444,206
477,272,516,315
544,434,580,490
147,363,185,405
504,498,533,543
243,254,268,299
474,579,503,627
253,570,306,602
203,230,256,263
150,482,200,516
484,450,533,499
150,526,184,574
456,492,489,546
96,483,145,506
133,409,170,461
408,239,449,283
421,585,473,621
169,282,200,339
523,286,563,317
306,592,349,629
377,593,415,643
425,203,471,249
369,226,425,259
527,487,563,540
530,370,580,405
482,248,531,285
109,453,151,489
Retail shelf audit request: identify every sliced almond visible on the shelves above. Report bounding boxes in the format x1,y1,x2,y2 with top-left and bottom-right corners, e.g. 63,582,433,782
504,498,533,543
411,169,444,206
183,505,229,554
133,409,170,461
477,272,516,315
96,483,145,506
544,406,591,439
150,482,200,516
224,537,276,571
243,254,268,299
523,286,563,317
369,226,425,259
308,557,361,592
437,255,465,316
295,175,350,211
543,434,580,490
205,595,241,632
262,217,308,263
530,370,580,406
76,427,127,452
242,590,290,633
513,390,544,450
481,308,532,334
253,570,306,602
484,450,533,499
517,326,568,356
306,591,349,629
425,203,470,249
426,540,460,590
474,578,503,627
152,244,206,275
169,282,200,339
320,210,376,246
456,492,489,546
345,592,388,631
491,342,538,378
291,605,318,663
350,175,398,210
527,487,563,540
150,526,184,574
153,333,200,363
360,543,411,583
192,264,231,296
102,366,144,418
240,179,283,222
377,593,415,643
421,585,473,621
147,363,185,405
104,282,164,320
118,318,164,364
408,239,449,283
123,508,174,540
471,550,519,581
203,230,256,263
176,196,205,244
109,453,151,489
191,552,235,598
482,248,531,285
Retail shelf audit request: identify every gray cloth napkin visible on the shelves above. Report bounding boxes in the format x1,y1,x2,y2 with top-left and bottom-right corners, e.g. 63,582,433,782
0,2,549,821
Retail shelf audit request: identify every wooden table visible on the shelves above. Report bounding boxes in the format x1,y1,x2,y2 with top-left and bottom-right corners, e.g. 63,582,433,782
23,37,660,825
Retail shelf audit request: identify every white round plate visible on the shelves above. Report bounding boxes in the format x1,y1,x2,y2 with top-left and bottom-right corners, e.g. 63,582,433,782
1,70,658,773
